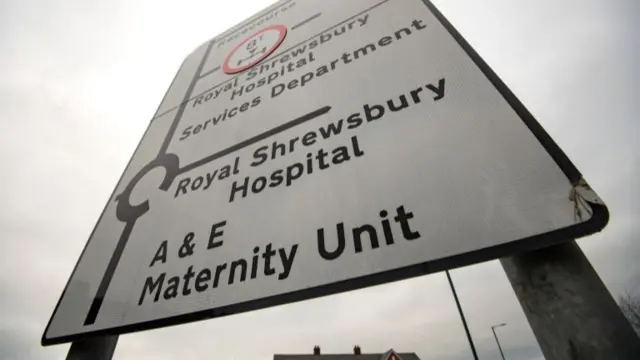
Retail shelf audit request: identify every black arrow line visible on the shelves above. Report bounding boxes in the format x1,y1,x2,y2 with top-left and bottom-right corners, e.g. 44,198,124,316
292,12,322,31
198,66,221,79
178,105,331,175
159,39,216,156
84,221,136,325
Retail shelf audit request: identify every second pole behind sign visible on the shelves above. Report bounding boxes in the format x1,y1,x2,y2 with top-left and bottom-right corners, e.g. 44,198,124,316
446,271,478,360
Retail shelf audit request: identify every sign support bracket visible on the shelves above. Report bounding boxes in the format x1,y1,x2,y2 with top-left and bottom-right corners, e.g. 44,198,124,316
65,335,118,360
501,240,640,359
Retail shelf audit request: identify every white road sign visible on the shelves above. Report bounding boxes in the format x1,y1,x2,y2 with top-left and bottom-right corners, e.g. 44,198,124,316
43,0,608,345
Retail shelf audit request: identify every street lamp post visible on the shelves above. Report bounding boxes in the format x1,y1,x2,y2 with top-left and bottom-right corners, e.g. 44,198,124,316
491,323,507,360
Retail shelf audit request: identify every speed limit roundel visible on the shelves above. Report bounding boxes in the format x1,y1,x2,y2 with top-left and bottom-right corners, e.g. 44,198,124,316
222,25,288,75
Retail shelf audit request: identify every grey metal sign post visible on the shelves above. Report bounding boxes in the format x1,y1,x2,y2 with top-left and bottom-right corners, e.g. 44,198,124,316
44,0,639,358
65,335,117,360
502,241,640,359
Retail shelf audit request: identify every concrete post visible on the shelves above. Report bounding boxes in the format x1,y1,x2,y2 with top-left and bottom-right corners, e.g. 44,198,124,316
66,335,118,360
501,241,640,359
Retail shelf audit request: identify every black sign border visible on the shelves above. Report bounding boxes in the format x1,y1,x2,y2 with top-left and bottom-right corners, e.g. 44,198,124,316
42,0,608,346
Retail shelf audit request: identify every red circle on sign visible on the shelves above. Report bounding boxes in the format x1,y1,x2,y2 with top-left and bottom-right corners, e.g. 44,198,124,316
222,25,288,75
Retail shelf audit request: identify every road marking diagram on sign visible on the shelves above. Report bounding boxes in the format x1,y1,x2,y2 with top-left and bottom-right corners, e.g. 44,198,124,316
83,1,394,326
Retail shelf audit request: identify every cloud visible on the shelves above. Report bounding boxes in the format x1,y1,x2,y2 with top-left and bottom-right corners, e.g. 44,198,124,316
0,0,638,359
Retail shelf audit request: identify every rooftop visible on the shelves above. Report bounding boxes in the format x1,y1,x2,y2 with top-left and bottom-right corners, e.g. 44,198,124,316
274,346,421,360
274,354,421,360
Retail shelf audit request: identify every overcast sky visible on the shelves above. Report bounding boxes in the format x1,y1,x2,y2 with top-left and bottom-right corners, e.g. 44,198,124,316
1,0,638,359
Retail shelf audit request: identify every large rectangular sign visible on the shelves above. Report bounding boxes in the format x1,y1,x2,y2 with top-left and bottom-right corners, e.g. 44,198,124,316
43,0,608,345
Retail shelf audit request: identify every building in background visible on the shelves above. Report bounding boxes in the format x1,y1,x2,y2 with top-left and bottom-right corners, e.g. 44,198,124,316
274,346,421,360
